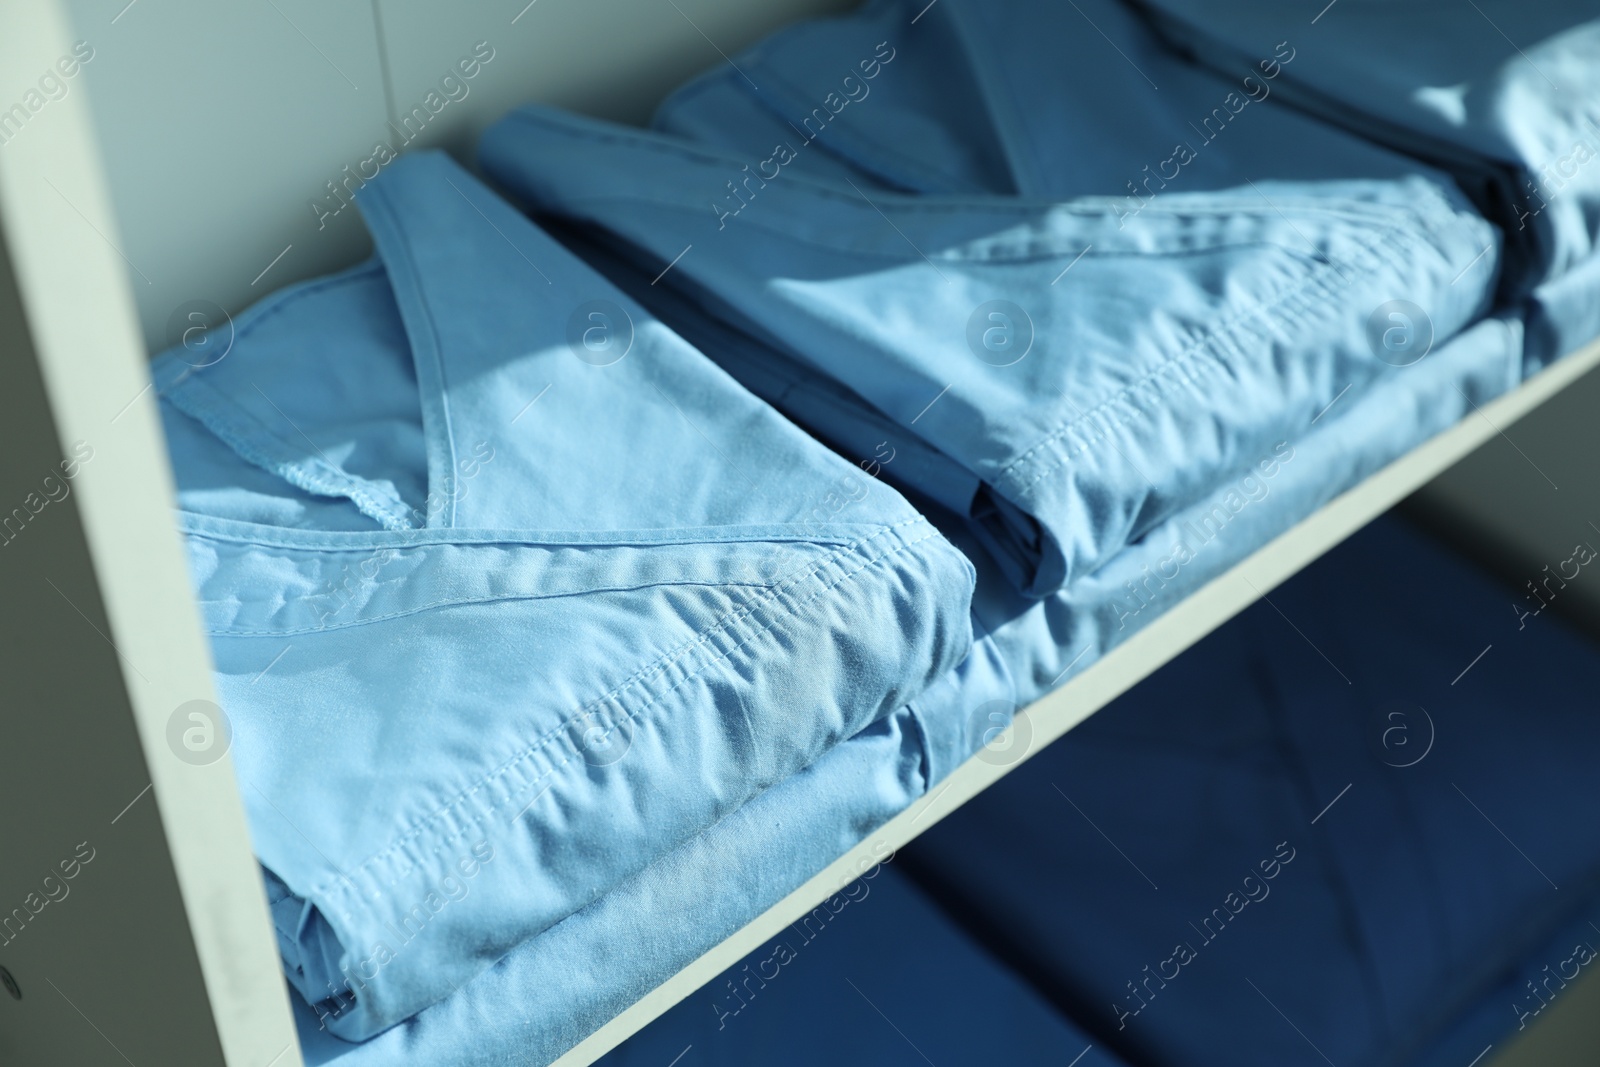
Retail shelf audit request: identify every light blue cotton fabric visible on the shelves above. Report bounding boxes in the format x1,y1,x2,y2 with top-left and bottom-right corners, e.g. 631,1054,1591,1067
148,1,1590,1059
154,149,975,1041
537,213,1518,713
961,314,1524,713
1131,0,1600,299
479,23,1500,599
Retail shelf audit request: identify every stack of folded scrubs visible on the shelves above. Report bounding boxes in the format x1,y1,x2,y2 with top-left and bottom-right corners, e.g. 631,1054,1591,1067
156,151,974,1051
480,0,1503,601
146,0,1600,1063
478,0,1519,758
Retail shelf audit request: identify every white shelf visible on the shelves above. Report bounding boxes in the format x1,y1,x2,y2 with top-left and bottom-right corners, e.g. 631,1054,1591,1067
13,2,1599,1063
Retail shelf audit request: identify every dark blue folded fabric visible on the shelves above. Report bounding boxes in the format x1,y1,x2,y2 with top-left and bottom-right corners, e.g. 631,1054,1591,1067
593,864,1132,1067
900,514,1600,1067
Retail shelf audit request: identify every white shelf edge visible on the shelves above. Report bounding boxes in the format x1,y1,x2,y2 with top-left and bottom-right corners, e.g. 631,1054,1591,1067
0,3,304,1064
553,332,1600,1067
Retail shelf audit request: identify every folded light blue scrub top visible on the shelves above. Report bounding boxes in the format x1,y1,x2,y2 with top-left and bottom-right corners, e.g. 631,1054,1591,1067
153,150,974,1041
282,199,1524,1067
479,0,1501,600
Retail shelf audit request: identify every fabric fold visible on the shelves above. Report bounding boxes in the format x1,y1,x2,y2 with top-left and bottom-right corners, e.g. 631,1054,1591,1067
1129,0,1600,298
481,103,1498,598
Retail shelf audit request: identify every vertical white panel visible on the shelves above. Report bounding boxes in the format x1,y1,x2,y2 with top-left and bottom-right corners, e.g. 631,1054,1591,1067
0,1,302,1064
1410,361,1600,636
59,0,389,355
373,0,858,162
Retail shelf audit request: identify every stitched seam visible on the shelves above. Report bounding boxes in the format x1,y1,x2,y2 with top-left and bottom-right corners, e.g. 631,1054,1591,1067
1009,248,1349,486
204,579,782,636
305,518,937,900
348,525,948,903
503,111,1450,227
162,373,417,531
327,524,948,933
507,115,1463,484
319,523,943,908
1000,225,1415,490
176,520,869,552
362,185,463,530
162,264,384,373
188,523,920,636
157,261,427,530
1011,277,1333,489
555,184,1381,266
1001,242,1349,485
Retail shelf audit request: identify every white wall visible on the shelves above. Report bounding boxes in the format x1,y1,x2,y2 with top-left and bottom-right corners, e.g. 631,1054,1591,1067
1410,359,1600,638
56,0,855,356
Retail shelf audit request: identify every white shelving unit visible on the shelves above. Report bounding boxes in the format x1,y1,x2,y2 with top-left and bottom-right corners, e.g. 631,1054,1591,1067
3,1,1595,1064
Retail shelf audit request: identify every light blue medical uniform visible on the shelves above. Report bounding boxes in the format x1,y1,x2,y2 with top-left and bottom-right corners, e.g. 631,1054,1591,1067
155,0,1600,1060
154,150,974,1040
479,2,1500,598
